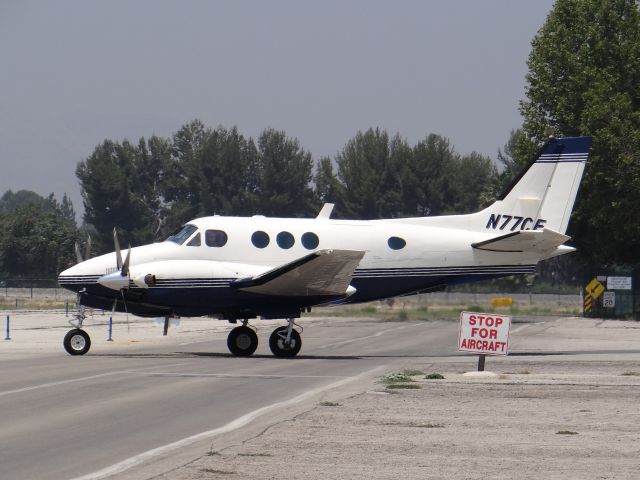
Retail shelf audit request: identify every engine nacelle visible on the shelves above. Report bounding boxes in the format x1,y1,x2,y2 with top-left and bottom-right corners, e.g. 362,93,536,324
132,273,156,288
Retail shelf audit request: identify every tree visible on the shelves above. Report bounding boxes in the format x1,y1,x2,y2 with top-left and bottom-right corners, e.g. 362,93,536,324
0,189,55,214
411,134,457,216
520,0,640,266
314,156,346,215
336,128,410,219
449,152,498,214
0,202,78,280
76,139,159,252
255,128,315,217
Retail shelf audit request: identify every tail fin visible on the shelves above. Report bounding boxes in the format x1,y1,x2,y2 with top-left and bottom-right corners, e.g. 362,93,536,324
482,136,591,235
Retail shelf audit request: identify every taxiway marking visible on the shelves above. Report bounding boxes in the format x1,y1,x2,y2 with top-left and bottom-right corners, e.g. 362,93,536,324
69,365,386,480
0,363,188,398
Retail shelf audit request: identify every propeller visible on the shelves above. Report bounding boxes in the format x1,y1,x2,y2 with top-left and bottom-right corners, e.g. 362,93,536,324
74,235,92,264
105,228,131,331
113,228,122,270
97,229,131,291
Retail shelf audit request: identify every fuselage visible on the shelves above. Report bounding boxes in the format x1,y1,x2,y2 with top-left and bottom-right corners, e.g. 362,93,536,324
58,214,537,319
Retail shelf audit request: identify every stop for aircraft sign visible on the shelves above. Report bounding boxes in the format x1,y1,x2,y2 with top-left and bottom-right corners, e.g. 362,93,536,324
458,311,511,356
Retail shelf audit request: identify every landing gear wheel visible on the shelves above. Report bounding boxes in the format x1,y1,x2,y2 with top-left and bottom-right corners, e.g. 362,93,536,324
63,329,91,356
227,326,258,357
269,326,302,358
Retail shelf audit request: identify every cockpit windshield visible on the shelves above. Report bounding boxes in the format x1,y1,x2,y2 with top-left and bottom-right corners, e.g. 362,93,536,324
165,224,198,245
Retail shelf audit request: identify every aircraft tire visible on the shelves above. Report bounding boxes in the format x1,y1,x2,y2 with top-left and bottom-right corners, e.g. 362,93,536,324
227,326,258,356
269,326,302,358
63,329,91,356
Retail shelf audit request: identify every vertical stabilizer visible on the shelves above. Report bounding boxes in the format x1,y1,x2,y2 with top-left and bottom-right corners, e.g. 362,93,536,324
481,136,592,234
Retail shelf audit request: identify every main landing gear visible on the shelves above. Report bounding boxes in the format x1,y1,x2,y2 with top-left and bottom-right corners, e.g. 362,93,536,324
227,318,303,358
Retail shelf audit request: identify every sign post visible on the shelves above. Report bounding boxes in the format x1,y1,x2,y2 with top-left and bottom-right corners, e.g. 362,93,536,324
458,311,511,371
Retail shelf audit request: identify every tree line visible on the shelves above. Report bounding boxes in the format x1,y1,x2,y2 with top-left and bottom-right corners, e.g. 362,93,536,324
1,0,638,283
0,126,499,281
76,124,498,253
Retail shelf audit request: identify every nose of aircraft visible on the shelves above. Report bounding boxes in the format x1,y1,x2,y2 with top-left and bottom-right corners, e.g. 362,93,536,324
58,263,80,279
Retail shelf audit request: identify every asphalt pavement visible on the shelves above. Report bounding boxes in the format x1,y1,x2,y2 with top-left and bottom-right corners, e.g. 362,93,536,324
0,313,459,480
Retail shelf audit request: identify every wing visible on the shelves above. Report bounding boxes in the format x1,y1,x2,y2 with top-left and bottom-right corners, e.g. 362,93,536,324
231,249,365,297
471,228,572,256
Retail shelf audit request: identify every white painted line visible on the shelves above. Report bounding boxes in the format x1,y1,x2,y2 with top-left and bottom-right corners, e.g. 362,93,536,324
126,372,347,379
510,324,530,334
69,365,386,480
317,323,422,350
0,372,121,398
0,363,189,398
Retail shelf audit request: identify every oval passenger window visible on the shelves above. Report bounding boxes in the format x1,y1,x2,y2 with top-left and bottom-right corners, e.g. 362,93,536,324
301,232,319,250
251,231,270,248
276,231,295,249
388,236,406,250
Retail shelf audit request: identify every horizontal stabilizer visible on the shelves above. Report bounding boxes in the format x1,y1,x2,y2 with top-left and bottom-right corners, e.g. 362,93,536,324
471,228,571,254
231,249,365,297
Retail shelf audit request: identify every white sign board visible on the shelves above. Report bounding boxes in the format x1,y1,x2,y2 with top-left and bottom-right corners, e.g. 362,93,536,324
607,276,632,290
458,311,511,356
602,291,616,308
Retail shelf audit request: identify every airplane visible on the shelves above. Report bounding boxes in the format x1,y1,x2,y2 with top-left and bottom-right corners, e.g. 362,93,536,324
58,135,592,358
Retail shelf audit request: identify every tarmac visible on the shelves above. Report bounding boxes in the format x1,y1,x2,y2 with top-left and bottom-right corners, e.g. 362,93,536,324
143,317,640,480
1,311,639,479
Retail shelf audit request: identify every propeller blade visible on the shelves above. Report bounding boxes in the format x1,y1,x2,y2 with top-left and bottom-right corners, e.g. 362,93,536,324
121,245,131,277
121,289,130,333
111,296,118,313
74,242,83,264
113,228,122,270
84,235,92,261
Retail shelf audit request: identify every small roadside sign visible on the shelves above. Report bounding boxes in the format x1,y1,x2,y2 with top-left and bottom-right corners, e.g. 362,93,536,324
458,311,511,356
602,291,616,308
585,278,605,298
607,276,632,290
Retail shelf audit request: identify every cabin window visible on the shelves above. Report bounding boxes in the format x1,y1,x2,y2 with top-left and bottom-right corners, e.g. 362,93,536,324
388,236,406,250
187,232,201,246
301,232,319,250
251,231,270,248
205,230,228,247
166,224,197,245
276,231,295,249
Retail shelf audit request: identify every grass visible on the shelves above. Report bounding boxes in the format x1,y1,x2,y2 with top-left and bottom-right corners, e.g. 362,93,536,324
386,384,421,390
237,453,272,457
200,468,235,475
382,421,444,428
381,372,415,384
206,444,220,456
381,369,428,387
621,371,640,376
424,373,445,380
319,401,342,407
556,430,579,435
308,297,581,320
0,298,71,310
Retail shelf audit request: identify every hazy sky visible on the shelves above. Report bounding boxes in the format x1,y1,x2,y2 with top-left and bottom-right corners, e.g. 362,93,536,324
0,0,556,216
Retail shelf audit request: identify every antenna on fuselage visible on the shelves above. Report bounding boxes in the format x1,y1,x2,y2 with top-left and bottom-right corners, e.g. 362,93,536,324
316,203,334,219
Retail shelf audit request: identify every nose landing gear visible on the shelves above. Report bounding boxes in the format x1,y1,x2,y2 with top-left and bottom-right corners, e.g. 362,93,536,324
64,293,91,356
63,328,91,355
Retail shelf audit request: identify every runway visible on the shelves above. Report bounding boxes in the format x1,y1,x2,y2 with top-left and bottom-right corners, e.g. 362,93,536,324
0,316,459,480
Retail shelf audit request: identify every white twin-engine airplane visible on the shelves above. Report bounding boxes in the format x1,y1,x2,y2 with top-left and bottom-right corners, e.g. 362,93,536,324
58,136,592,358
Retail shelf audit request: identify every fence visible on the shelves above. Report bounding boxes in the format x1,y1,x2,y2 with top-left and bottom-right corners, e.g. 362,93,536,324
583,271,639,320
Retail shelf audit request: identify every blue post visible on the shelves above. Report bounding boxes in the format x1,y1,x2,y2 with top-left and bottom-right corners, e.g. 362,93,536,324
5,315,10,341
107,316,113,341
65,300,69,317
